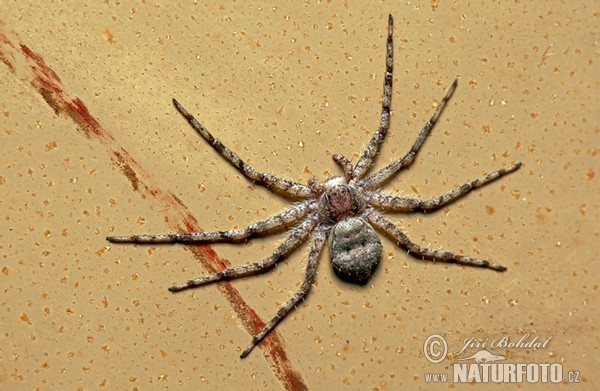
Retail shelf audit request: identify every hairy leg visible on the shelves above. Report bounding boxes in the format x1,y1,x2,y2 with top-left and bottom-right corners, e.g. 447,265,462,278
173,98,313,198
367,211,507,271
368,162,522,212
352,14,394,180
240,228,327,358
169,216,318,292
107,200,315,243
362,79,458,190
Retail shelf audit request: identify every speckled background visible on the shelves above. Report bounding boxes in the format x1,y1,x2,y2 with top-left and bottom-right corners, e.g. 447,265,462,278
1,1,597,390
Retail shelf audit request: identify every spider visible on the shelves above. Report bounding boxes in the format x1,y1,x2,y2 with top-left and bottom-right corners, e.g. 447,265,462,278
107,14,521,358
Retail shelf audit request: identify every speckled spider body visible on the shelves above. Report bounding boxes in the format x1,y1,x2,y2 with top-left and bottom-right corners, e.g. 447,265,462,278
107,15,521,358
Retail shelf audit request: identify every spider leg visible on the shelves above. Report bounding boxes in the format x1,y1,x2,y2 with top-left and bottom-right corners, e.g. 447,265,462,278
106,200,315,243
353,14,394,180
240,228,327,358
173,99,313,198
169,215,318,292
362,79,458,190
368,162,522,212
366,211,507,271
332,153,354,181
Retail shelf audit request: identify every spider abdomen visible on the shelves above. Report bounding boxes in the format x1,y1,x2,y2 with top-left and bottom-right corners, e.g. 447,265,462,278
328,217,382,284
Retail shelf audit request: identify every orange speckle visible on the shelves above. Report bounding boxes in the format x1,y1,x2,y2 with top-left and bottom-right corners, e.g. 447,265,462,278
44,140,57,151
585,169,595,180
102,28,115,44
19,313,32,324
485,205,495,215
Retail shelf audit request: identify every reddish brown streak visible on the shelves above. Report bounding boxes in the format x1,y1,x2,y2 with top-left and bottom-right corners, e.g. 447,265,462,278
1,26,307,391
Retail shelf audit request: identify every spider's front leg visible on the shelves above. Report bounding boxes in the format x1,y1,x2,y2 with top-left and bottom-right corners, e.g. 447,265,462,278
368,162,522,212
173,99,312,198
367,212,507,271
353,14,394,180
362,79,458,190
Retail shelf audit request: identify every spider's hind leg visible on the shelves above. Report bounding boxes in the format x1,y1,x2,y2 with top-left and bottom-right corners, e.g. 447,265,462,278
240,228,327,358
367,211,508,271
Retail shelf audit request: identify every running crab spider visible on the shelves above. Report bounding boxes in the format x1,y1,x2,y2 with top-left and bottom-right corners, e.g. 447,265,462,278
107,14,521,358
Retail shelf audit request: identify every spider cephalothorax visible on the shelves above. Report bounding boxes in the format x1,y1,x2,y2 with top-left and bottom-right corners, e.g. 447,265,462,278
317,158,366,223
107,15,521,358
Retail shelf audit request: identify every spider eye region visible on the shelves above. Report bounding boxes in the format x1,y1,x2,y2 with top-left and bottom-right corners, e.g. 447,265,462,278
328,217,383,284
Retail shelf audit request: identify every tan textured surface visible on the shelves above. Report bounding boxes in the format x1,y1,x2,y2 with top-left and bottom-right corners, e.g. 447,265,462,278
1,1,597,389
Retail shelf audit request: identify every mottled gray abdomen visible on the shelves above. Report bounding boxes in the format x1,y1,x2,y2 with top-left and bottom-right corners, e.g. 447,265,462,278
328,217,382,284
